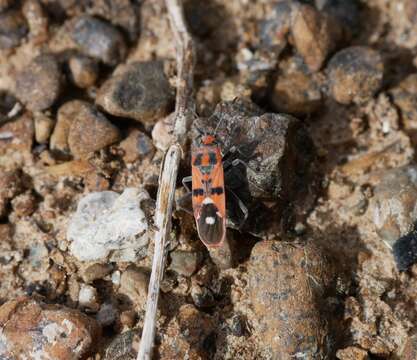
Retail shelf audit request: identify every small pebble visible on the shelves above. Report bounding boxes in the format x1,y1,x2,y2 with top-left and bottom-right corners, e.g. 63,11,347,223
68,188,151,262
0,297,101,359
34,111,54,143
270,56,322,115
0,10,28,49
248,240,333,358
169,250,201,277
290,3,343,72
78,283,100,311
84,172,110,192
191,283,215,308
22,0,48,43
336,346,369,360
15,54,61,111
71,15,126,66
69,54,99,88
112,270,121,286
96,303,118,327
67,102,120,159
327,46,384,105
119,265,149,309
151,113,175,151
0,91,20,124
96,61,174,124
119,310,136,329
50,100,88,154
82,263,113,283
119,128,155,163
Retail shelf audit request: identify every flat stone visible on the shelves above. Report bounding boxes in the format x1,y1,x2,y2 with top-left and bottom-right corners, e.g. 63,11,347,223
68,188,151,262
96,61,174,124
15,54,61,111
0,296,101,359
169,250,201,277
69,54,99,88
119,265,149,309
70,15,126,66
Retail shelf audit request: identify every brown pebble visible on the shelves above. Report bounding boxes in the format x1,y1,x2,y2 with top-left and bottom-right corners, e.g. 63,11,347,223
84,172,110,191
248,240,333,359
0,296,101,359
50,100,88,154
151,113,175,151
82,263,113,283
15,54,61,111
290,3,343,72
22,0,48,43
169,250,201,277
67,102,121,159
119,128,155,163
69,54,99,88
119,265,149,309
270,56,322,115
34,111,54,143
327,46,384,105
120,310,137,329
96,61,174,124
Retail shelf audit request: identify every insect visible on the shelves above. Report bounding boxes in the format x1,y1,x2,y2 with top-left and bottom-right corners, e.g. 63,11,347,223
180,120,252,248
186,132,227,247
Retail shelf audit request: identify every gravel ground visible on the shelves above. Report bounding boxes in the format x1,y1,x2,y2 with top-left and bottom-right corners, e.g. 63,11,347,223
1,0,417,359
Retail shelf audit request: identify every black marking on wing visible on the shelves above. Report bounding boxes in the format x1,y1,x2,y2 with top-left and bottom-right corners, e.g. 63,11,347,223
208,152,217,165
197,202,225,245
193,153,203,166
211,187,224,195
193,188,204,197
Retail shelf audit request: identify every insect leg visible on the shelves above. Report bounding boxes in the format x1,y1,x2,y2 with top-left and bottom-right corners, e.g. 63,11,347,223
182,176,192,192
226,187,249,229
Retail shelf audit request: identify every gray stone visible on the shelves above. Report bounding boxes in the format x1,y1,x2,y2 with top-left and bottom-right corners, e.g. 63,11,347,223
71,15,126,66
15,54,61,111
68,188,151,262
169,250,201,277
96,61,174,124
119,265,149,309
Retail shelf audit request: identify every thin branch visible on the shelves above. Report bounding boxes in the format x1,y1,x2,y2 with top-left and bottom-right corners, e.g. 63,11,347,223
137,0,195,359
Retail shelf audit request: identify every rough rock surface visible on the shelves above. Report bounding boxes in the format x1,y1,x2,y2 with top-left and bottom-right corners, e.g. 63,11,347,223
0,296,101,359
68,188,151,262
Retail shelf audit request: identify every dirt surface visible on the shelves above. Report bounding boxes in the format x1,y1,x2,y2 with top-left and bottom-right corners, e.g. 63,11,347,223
1,0,417,359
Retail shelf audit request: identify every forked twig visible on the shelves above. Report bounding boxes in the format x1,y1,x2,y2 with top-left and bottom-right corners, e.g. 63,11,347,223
137,0,195,359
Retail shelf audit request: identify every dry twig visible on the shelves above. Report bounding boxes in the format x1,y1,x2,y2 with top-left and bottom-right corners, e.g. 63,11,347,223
137,0,195,359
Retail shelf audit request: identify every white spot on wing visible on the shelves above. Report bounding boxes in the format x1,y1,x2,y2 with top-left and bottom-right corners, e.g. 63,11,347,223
202,197,214,205
205,217,216,225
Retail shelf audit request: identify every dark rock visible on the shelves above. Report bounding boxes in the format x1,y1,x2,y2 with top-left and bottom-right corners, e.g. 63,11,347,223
0,10,28,49
0,296,101,359
248,240,333,359
327,46,384,105
96,61,174,124
228,314,247,337
69,54,99,88
67,101,121,159
0,91,20,124
86,0,140,41
191,283,215,308
71,15,126,66
270,55,322,115
290,3,343,72
15,54,61,111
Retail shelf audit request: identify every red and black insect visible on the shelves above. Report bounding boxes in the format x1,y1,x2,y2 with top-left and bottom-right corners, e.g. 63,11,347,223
188,133,227,247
